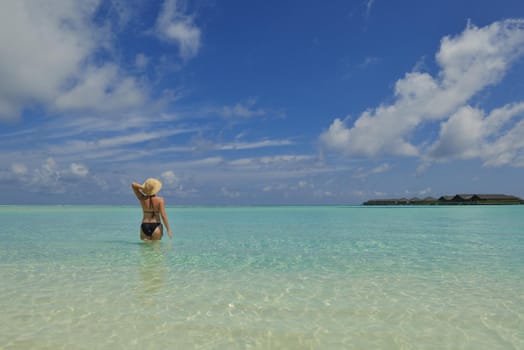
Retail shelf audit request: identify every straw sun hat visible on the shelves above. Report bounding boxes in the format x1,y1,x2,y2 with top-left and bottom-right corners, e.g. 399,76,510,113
142,178,162,196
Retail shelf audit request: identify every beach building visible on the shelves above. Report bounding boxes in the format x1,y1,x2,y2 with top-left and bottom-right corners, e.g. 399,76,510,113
423,197,438,205
438,195,454,202
363,194,524,205
471,194,523,204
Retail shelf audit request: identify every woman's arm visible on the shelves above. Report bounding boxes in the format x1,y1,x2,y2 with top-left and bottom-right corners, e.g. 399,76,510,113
131,182,146,201
159,199,173,239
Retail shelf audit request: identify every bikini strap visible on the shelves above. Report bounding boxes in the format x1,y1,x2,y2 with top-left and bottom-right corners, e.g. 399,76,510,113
148,195,156,218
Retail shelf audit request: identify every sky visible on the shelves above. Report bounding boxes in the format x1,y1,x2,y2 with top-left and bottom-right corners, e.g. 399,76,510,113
1,0,524,205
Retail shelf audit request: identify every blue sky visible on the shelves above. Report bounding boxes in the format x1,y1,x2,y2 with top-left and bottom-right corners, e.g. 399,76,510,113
1,0,524,205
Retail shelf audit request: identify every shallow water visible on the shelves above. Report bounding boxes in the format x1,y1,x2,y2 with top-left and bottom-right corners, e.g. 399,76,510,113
1,206,523,349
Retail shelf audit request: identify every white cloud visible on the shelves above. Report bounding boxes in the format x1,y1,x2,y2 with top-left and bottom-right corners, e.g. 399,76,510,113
261,180,314,193
370,163,391,174
228,155,315,168
46,113,191,138
314,190,337,198
5,157,105,195
320,19,524,166
482,116,524,167
184,157,224,167
70,163,89,177
427,102,524,167
135,53,149,69
217,139,293,150
297,180,311,188
428,106,484,160
484,102,524,136
50,129,192,156
11,163,28,175
159,170,198,196
161,170,178,185
54,64,145,112
353,163,392,179
0,0,96,120
221,186,240,198
221,99,266,119
259,155,313,164
364,0,375,20
156,0,201,61
352,190,367,198
0,0,147,121
189,137,293,153
418,187,432,196
436,20,524,91
358,56,379,69
262,184,276,192
29,158,62,192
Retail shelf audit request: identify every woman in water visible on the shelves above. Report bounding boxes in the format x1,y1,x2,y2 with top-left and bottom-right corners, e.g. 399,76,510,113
132,178,173,241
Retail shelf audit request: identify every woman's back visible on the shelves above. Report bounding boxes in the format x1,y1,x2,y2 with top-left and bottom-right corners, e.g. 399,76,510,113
141,195,163,223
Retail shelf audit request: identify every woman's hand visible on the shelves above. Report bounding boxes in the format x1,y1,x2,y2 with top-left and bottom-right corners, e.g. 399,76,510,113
131,182,146,200
132,182,144,191
167,230,173,239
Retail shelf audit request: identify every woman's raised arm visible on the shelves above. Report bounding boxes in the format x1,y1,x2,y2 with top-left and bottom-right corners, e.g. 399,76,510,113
131,182,146,201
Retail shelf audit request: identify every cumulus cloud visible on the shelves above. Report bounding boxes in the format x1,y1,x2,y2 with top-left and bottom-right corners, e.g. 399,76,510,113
161,170,178,185
425,102,524,167
5,158,97,195
156,0,201,61
11,163,28,175
320,19,524,167
70,163,89,177
428,106,484,160
30,158,62,192
159,170,198,197
0,0,147,121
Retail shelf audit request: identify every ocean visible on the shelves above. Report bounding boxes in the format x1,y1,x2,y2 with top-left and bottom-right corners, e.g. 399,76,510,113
0,205,523,349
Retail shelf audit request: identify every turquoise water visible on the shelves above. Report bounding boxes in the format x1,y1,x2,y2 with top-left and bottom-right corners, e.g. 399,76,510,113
0,206,523,349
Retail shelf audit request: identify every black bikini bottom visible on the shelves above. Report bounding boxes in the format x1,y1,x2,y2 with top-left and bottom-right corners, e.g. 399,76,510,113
141,223,162,237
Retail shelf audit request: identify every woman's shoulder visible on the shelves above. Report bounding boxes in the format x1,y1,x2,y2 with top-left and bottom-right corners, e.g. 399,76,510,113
154,196,165,204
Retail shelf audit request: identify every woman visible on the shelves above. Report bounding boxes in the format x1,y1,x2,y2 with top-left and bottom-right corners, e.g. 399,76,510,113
132,178,173,241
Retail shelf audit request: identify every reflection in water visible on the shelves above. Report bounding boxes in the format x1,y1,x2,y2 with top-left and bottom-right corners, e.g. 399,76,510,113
138,241,172,302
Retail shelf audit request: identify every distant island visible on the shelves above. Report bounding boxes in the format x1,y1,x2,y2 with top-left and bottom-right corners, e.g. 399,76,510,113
363,194,524,206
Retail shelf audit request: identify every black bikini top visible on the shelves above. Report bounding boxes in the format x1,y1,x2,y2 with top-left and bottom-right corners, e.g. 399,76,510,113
143,195,159,218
